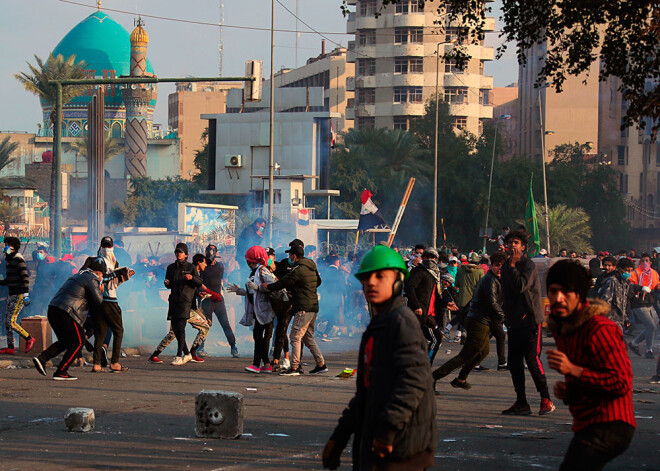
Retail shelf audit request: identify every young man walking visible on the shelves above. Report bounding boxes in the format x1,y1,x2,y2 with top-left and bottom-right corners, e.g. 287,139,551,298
0,237,36,354
500,229,555,416
322,245,437,471
263,242,326,376
546,260,635,470
627,252,659,359
32,258,106,380
432,252,507,391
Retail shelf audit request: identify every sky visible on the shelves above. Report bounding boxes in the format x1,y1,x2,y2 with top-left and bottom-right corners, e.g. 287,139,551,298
0,0,518,133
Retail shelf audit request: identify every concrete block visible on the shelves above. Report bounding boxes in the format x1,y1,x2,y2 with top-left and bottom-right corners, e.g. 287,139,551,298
195,390,244,439
64,408,95,432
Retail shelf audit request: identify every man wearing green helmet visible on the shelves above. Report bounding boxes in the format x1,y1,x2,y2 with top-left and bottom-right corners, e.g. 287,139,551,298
322,245,437,471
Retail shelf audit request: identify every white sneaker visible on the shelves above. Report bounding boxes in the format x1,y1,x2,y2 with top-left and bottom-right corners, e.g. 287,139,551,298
171,356,184,366
281,358,291,369
182,354,192,364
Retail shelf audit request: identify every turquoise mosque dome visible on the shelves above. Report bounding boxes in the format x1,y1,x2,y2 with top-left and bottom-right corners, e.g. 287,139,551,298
45,10,157,137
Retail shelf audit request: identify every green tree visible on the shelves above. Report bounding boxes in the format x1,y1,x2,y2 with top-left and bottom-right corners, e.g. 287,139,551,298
15,53,87,245
0,137,19,173
364,0,660,130
192,128,209,186
66,131,125,163
538,204,594,255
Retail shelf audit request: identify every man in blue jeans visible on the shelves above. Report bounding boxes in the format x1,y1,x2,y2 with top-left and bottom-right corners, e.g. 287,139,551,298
199,244,239,358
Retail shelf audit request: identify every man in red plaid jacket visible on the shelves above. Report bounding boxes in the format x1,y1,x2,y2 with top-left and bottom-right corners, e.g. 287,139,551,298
545,260,636,471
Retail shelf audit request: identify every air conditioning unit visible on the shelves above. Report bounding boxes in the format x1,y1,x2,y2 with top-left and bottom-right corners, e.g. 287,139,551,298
225,155,243,168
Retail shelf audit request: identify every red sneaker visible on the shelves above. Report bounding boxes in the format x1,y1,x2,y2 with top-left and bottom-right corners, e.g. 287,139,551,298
539,398,556,416
0,348,15,355
148,356,163,363
190,354,205,363
25,337,36,353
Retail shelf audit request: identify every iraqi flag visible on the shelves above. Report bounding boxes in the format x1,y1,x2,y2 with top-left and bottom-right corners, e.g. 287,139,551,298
358,190,388,231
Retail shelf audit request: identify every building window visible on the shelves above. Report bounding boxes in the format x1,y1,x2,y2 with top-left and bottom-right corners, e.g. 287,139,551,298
357,88,375,104
620,173,624,193
409,87,423,102
479,61,485,75
410,58,423,73
395,0,422,13
617,145,626,166
358,29,376,46
410,28,423,43
358,58,376,76
479,89,490,105
358,117,375,129
444,87,468,104
394,28,408,44
395,1,409,14
452,117,467,130
478,119,484,136
445,59,465,74
394,87,423,103
394,58,408,74
624,174,628,193
410,0,422,12
393,116,408,130
359,0,377,17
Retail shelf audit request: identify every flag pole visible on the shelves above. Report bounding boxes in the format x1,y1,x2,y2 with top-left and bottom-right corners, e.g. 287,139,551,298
386,178,416,247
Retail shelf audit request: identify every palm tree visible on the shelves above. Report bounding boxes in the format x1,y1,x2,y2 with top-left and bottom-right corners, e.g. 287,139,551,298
0,203,22,236
0,137,19,173
538,204,594,254
14,53,87,245
67,131,125,163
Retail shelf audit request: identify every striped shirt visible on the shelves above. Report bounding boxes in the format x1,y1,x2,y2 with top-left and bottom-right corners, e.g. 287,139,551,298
554,312,636,432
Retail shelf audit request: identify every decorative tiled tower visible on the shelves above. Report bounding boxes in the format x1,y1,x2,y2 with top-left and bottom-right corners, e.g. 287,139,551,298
122,18,154,178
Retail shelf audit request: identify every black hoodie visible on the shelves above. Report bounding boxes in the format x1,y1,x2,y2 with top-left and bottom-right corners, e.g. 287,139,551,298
267,257,322,313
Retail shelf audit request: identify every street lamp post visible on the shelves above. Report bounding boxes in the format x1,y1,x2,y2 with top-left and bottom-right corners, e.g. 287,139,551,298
268,0,275,244
538,89,552,255
482,114,511,254
433,42,440,248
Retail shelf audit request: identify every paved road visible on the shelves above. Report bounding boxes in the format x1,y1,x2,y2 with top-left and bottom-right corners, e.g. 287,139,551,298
0,337,658,471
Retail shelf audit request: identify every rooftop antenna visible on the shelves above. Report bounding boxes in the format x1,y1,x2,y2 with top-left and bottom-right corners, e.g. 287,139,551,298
295,0,299,67
219,1,224,76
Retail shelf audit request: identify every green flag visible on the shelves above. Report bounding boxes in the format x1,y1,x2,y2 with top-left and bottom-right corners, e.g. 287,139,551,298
526,174,541,257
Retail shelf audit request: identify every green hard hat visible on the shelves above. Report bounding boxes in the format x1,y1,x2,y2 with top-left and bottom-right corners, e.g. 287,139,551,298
355,245,410,280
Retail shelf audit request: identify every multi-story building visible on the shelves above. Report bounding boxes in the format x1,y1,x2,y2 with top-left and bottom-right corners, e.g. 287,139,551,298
344,0,494,135
168,81,242,179
492,83,519,159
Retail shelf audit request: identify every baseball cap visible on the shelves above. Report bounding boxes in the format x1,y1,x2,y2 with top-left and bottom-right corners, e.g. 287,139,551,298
100,236,113,248
285,244,304,257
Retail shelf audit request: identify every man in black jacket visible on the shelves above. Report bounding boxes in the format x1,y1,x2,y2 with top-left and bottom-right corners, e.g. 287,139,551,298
500,230,554,416
32,258,106,380
432,252,507,391
263,242,326,376
0,237,35,354
405,247,449,365
322,245,436,471
162,243,203,365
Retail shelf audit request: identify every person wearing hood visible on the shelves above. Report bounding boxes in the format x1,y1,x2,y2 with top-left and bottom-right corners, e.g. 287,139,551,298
32,258,106,380
199,244,239,358
262,242,327,376
322,246,437,471
81,236,134,372
545,260,635,470
227,246,276,373
627,252,659,359
598,256,634,331
444,251,484,344
0,237,36,355
162,243,203,365
405,248,454,365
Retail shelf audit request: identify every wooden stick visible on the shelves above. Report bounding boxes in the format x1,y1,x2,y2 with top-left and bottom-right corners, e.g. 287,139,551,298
387,178,416,247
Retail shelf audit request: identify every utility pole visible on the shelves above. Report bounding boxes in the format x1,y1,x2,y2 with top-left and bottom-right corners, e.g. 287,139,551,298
268,0,275,243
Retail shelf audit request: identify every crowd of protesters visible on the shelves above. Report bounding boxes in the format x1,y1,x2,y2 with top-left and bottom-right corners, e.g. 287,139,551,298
1,217,658,469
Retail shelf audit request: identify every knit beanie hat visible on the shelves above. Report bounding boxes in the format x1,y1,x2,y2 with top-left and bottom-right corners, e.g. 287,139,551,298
546,259,591,301
175,243,189,255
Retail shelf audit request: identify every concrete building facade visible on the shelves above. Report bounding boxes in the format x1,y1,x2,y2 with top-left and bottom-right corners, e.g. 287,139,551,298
168,81,242,179
492,84,519,160
344,0,494,135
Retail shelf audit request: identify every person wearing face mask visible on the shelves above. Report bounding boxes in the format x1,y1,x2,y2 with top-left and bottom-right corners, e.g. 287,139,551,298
627,252,659,359
322,245,437,471
0,237,36,355
236,218,266,279
262,242,326,376
198,244,239,358
81,236,135,372
32,258,106,380
598,257,634,331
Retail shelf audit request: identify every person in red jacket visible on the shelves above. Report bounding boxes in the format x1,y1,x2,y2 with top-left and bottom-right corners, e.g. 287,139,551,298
546,260,635,471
